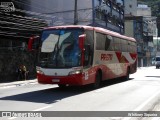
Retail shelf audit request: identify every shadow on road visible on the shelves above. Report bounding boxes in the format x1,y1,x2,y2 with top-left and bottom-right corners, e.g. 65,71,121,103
0,78,133,104
146,76,160,78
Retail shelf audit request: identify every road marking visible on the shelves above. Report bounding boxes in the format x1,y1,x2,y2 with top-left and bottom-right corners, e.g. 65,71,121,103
134,90,160,111
151,117,160,120
33,105,53,111
8,117,17,120
8,105,53,119
123,89,160,120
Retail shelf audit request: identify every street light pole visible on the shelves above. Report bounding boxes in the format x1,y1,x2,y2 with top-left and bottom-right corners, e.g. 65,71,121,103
74,0,78,25
157,31,158,52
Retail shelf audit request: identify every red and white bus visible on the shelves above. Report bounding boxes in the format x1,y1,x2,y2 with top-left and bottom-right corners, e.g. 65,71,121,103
28,25,137,88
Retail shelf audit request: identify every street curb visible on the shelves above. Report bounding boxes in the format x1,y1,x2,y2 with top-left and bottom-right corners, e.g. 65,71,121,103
0,66,155,88
0,79,37,88
137,66,155,69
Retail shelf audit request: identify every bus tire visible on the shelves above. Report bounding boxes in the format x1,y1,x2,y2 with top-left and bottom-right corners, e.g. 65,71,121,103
92,71,101,89
58,84,67,89
124,67,130,80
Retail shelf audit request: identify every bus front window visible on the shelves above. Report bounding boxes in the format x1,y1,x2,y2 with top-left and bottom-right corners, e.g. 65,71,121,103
39,29,83,68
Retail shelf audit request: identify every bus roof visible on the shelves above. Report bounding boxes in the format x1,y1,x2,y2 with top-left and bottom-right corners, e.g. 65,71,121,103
45,25,94,30
94,27,136,42
45,25,136,42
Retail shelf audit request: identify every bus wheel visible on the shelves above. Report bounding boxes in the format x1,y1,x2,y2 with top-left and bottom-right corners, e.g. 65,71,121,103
58,84,67,89
92,71,101,89
124,68,130,80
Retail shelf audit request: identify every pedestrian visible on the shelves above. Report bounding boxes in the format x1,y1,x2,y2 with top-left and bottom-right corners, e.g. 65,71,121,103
16,65,23,80
21,64,28,80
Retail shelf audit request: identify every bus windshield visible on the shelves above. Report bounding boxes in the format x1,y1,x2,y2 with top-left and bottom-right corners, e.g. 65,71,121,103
39,28,83,68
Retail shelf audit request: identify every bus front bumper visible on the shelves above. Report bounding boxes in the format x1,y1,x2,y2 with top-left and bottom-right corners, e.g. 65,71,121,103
37,73,84,86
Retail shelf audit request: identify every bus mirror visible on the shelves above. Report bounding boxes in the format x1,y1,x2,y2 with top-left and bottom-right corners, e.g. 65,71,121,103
78,34,86,50
28,36,40,51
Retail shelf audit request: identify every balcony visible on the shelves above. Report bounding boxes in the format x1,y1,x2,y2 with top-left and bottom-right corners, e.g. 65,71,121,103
112,9,120,17
107,22,121,33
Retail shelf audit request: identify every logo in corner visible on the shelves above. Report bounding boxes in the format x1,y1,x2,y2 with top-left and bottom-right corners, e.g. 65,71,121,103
2,112,11,117
0,2,15,12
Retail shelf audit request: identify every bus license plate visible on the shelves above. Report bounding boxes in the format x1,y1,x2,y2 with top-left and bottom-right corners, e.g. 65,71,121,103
52,79,60,82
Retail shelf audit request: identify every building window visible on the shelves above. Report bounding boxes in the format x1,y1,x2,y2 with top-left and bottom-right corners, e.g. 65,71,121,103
129,5,132,8
112,4,117,10
106,0,111,6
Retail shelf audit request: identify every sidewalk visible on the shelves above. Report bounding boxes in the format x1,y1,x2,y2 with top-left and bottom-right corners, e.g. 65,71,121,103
137,66,156,70
0,66,155,88
0,79,37,88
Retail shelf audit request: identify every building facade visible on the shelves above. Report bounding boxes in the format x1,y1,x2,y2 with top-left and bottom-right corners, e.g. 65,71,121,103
137,4,151,16
125,16,144,67
94,0,124,34
124,0,137,16
125,16,157,67
124,1,157,67
0,0,48,81
25,0,125,34
137,4,156,66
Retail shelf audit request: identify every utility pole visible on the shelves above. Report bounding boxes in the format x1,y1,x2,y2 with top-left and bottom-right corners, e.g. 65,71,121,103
74,0,78,25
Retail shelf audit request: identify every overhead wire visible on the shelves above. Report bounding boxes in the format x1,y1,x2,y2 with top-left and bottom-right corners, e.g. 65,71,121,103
12,0,94,19
0,0,114,39
4,0,97,25
0,1,82,50
11,0,55,15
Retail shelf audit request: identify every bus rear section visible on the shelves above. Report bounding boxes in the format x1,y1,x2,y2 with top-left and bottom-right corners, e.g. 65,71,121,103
93,27,137,80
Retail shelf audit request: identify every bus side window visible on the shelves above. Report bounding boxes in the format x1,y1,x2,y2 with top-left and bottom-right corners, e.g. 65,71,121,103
96,32,106,50
105,35,111,50
127,41,130,52
132,42,136,53
128,41,132,52
121,39,127,52
84,30,94,67
108,35,114,51
114,37,121,51
84,44,90,66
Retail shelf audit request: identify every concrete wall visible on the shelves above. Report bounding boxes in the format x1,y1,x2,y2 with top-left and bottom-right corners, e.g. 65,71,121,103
125,20,134,37
0,51,37,82
124,0,137,16
25,0,124,34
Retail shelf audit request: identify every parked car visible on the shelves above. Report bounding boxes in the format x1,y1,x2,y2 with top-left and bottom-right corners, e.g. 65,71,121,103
155,56,160,69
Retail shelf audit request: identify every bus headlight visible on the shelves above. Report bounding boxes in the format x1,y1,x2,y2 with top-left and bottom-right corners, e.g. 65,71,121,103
69,70,82,75
37,70,44,75
36,66,44,75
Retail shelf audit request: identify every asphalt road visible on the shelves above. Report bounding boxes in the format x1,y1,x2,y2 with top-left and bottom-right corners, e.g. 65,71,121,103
0,66,160,120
